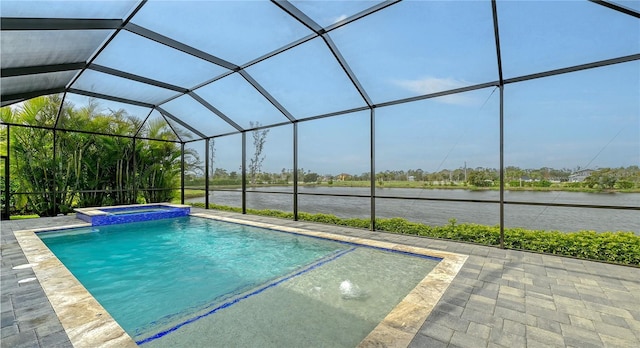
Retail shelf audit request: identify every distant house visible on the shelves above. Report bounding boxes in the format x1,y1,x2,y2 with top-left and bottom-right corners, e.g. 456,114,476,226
408,176,415,182
337,173,352,181
569,169,594,182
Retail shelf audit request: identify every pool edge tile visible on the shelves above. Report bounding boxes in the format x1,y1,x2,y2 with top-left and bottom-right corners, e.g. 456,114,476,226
358,323,416,348
361,254,467,346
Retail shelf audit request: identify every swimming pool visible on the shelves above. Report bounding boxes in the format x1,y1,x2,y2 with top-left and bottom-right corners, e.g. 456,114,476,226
38,216,439,346
15,211,468,347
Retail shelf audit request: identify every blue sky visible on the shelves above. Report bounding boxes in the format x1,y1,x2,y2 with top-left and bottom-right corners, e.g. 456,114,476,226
10,0,638,175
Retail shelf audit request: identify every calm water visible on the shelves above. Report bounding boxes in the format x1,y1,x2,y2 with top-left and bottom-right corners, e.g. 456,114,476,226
189,187,640,233
39,216,439,347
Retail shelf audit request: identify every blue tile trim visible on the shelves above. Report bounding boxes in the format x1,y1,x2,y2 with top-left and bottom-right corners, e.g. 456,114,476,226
76,205,190,226
136,247,357,345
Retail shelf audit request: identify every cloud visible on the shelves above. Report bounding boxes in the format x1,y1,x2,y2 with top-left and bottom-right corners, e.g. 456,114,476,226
393,77,472,105
333,14,348,24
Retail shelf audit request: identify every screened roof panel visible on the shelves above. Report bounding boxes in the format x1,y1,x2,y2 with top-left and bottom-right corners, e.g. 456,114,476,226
0,0,638,142
244,37,367,118
498,0,640,78
0,30,112,69
0,93,63,127
161,95,237,137
61,93,153,136
0,0,137,18
130,0,312,65
194,74,290,129
138,109,181,141
71,70,179,105
1,70,78,96
162,112,200,141
290,0,384,27
617,1,640,12
92,30,227,89
329,0,498,104
64,93,152,122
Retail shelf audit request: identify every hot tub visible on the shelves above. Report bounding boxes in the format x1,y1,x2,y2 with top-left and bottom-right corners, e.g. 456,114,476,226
74,203,190,226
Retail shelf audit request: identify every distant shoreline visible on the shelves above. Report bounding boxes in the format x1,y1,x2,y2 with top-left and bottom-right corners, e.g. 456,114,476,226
182,181,640,196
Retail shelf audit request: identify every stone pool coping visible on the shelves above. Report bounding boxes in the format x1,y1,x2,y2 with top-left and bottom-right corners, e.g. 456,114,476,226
14,212,468,348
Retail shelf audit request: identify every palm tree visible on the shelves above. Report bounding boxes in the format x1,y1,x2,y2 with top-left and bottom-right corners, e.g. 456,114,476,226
1,96,206,214
2,96,59,215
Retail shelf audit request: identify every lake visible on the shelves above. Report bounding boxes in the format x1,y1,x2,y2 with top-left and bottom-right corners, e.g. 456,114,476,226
187,187,639,234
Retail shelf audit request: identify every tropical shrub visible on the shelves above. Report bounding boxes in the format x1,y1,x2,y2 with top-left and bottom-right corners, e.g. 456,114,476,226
616,180,635,190
1,96,199,216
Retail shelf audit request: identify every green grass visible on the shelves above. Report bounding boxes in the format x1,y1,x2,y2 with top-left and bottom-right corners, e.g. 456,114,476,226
10,214,39,220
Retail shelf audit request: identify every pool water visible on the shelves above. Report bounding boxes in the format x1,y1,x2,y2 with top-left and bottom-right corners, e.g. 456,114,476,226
38,216,440,346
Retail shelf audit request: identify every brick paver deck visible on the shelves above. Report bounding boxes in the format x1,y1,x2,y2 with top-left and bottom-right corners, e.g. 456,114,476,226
2,209,639,347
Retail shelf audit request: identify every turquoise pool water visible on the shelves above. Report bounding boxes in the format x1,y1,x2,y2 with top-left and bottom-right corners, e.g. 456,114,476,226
39,216,440,347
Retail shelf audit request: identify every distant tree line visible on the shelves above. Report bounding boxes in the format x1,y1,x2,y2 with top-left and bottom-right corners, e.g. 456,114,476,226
200,165,639,190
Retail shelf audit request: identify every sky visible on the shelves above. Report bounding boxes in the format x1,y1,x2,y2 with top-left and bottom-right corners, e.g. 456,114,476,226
4,0,639,175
